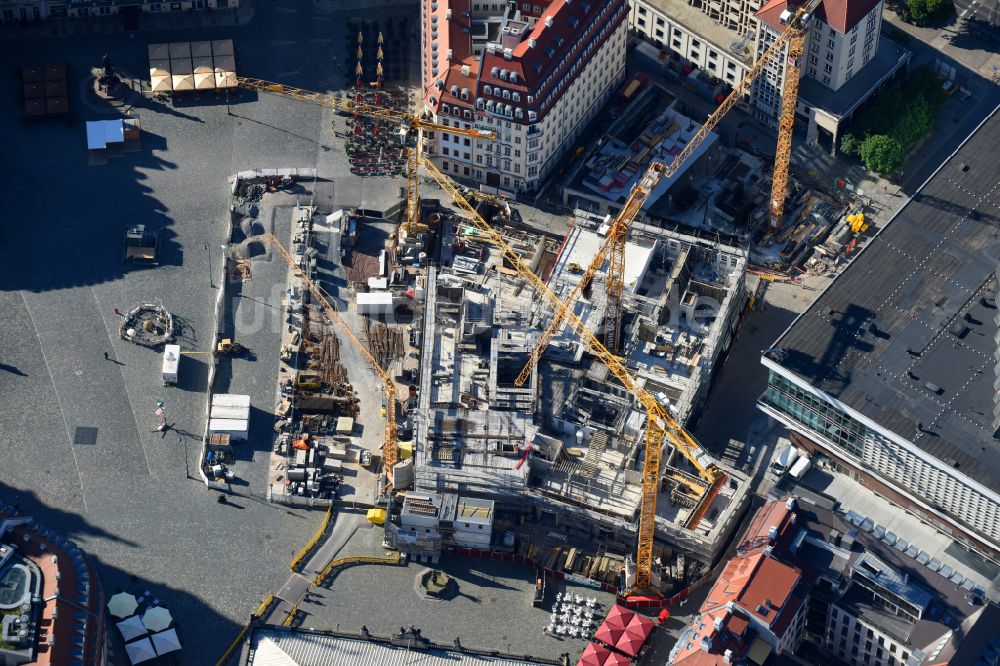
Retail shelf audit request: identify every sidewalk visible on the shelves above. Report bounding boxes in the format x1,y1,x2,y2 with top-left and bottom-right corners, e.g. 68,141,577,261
0,1,254,39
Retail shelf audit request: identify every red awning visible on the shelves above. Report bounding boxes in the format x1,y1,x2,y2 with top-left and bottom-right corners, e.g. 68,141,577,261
603,604,636,629
614,629,647,657
594,623,625,647
624,613,655,640
578,642,613,666
602,653,632,666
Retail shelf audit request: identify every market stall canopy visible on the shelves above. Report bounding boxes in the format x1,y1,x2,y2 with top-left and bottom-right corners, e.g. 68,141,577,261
116,615,148,642
613,628,647,657
213,54,236,72
170,57,193,75
215,70,237,89
142,606,173,632
211,39,234,56
367,508,386,525
624,613,654,638
578,642,613,666
194,70,216,90
150,628,182,654
125,637,157,664
147,43,169,60
192,56,214,75
171,74,195,92
151,75,172,93
190,40,212,58
593,623,625,647
603,604,635,630
168,41,191,60
602,653,632,666
107,592,139,618
149,59,171,78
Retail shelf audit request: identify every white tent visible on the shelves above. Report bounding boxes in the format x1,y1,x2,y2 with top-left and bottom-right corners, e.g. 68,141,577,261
116,615,147,641
142,606,173,632
150,628,182,655
107,592,139,619
124,637,157,664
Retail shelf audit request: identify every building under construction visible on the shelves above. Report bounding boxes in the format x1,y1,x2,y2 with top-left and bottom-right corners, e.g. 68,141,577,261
410,206,751,564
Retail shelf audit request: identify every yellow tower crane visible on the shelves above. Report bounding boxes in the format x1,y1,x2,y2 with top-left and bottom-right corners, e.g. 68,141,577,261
515,0,821,385
265,233,401,480
767,0,821,233
235,77,496,240
421,156,724,593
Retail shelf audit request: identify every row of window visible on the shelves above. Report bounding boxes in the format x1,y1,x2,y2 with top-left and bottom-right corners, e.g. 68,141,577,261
764,372,866,457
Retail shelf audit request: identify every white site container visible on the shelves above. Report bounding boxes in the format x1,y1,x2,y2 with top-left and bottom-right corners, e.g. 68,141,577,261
209,418,248,441
212,394,251,409
210,405,251,421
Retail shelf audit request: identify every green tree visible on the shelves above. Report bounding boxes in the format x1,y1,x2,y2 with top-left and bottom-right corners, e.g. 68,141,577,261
840,133,860,156
906,0,954,24
859,134,905,174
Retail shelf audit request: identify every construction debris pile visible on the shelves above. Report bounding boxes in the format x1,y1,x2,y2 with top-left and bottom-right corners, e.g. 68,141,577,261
364,319,405,369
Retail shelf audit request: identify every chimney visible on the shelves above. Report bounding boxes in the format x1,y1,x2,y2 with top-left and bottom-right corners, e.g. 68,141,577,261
724,649,734,663
785,497,796,511
768,525,778,542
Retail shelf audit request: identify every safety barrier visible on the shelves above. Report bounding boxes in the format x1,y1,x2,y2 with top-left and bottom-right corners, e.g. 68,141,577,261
313,551,402,587
289,504,335,573
215,594,276,666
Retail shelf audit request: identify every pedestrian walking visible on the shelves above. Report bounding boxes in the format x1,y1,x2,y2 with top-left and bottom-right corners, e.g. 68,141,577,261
104,351,109,360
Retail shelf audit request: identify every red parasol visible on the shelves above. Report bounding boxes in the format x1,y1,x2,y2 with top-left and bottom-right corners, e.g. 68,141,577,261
603,604,636,630
578,642,613,666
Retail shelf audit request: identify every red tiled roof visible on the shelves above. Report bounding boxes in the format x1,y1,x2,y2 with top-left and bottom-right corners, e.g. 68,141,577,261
736,556,801,627
738,498,794,553
756,0,880,33
1,512,105,666
670,498,809,666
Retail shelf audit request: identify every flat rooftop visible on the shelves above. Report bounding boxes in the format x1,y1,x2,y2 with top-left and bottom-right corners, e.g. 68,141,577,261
771,110,1000,494
639,0,753,62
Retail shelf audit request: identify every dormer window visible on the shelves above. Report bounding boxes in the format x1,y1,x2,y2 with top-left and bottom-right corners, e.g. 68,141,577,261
500,69,509,80
512,92,520,102
510,72,519,83
484,84,492,95
502,89,510,99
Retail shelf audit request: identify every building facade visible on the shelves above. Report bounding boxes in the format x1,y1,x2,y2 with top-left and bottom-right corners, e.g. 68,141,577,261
629,0,755,90
671,495,998,666
626,0,909,152
422,0,629,194
752,0,883,122
0,0,237,22
758,364,1000,560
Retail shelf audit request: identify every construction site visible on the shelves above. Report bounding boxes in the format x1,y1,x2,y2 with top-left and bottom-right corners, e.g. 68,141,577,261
562,78,868,277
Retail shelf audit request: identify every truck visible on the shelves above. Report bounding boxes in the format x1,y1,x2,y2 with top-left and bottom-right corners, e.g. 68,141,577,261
789,454,812,480
770,443,799,477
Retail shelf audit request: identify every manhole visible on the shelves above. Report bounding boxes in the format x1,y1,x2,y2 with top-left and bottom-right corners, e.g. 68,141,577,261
73,427,98,445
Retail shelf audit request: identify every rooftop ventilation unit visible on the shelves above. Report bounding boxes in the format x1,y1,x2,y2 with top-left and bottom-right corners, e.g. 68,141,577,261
545,16,554,27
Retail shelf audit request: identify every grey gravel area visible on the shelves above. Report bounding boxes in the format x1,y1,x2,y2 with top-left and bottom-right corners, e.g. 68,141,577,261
299,549,618,663
0,2,416,664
